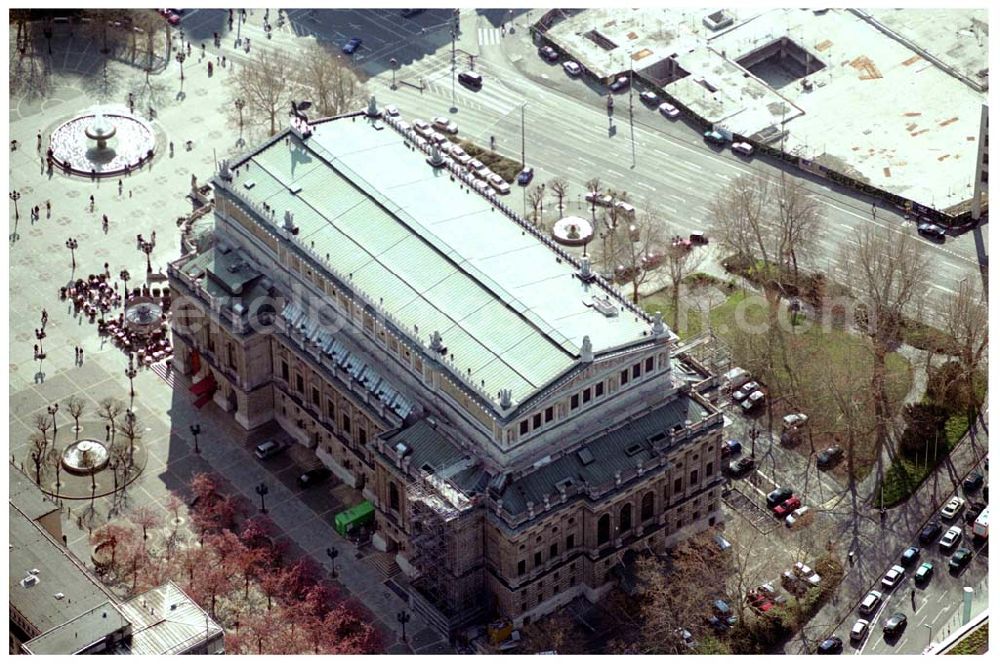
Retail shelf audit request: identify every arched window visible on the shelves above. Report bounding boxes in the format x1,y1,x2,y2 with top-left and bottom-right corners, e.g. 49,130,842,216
619,503,633,532
389,482,400,512
597,513,611,544
641,492,655,522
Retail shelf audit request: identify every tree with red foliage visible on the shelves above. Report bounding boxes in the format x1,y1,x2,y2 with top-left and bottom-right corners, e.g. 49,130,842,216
166,492,184,524
188,471,221,509
199,558,235,618
129,505,162,543
91,522,136,570
120,538,151,593
258,568,284,610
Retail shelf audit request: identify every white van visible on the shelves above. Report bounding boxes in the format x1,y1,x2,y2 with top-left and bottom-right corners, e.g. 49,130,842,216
723,367,751,389
732,141,754,156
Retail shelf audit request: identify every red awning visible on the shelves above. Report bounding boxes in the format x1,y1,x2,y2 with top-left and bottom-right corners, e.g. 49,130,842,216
189,373,217,396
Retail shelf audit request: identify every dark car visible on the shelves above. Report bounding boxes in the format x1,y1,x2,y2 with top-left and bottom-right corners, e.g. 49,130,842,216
918,521,943,545
458,71,483,89
900,546,921,567
704,130,726,145
917,222,946,241
883,612,907,636
766,487,794,509
254,439,288,461
538,45,559,62
342,37,362,55
517,167,534,185
914,561,934,584
965,501,987,524
298,467,333,488
949,547,973,571
817,636,843,654
963,471,984,493
722,439,742,457
816,446,844,469
728,456,755,477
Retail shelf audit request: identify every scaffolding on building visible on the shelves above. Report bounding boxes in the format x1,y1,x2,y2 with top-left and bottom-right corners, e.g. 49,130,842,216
407,474,465,615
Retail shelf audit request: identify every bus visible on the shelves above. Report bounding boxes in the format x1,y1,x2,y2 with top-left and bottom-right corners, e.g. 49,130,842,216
973,506,989,539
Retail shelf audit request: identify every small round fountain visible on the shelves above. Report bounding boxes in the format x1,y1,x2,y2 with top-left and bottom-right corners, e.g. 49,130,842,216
62,439,110,475
124,295,164,336
84,112,117,151
48,107,156,178
551,215,595,247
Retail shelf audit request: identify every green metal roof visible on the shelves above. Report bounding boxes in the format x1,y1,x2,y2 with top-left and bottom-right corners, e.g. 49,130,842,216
230,117,655,406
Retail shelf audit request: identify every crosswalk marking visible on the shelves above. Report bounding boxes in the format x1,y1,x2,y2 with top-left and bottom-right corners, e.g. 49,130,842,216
478,27,501,47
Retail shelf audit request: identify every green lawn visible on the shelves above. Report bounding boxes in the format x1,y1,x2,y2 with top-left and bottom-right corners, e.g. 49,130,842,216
946,623,988,655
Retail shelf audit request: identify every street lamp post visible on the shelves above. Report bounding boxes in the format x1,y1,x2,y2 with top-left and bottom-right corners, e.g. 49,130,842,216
176,51,186,83
924,623,933,646
139,237,156,273
125,353,137,398
65,237,78,268
234,98,246,137
255,482,269,513
190,423,201,454
326,546,339,578
47,403,59,440
34,327,46,360
450,30,457,112
396,610,411,642
389,58,398,90
10,190,21,220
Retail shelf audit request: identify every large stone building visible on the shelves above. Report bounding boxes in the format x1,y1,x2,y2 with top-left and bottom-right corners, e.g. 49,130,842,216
168,103,724,635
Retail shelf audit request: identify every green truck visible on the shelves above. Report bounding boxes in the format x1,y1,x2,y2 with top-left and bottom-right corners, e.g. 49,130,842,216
334,500,375,537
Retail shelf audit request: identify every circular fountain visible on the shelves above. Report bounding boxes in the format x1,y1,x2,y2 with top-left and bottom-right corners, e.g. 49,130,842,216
48,107,156,178
551,215,594,247
124,295,164,336
62,439,110,475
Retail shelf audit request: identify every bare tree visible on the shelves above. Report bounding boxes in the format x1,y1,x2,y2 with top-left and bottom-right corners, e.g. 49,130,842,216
944,276,988,422
597,209,668,303
117,414,142,467
527,184,546,227
584,177,602,220
664,241,704,332
67,395,85,433
96,398,124,442
296,41,366,118
130,505,162,543
30,433,48,485
548,177,569,218
773,177,822,286
229,49,296,137
840,224,929,485
33,413,52,446
128,9,165,71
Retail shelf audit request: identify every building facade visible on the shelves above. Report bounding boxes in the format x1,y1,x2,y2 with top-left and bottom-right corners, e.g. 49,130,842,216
168,104,723,634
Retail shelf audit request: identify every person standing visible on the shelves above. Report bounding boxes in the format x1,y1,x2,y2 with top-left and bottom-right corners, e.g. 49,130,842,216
37,130,42,152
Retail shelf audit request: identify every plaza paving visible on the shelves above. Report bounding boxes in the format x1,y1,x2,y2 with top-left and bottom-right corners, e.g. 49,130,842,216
8,18,448,654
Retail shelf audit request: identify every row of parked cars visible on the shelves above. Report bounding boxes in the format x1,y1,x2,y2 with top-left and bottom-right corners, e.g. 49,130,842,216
254,440,333,488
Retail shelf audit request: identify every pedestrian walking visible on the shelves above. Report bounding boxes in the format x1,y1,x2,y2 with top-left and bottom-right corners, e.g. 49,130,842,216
118,179,123,196
151,230,156,243
37,130,42,152
45,200,51,217
129,190,132,199
41,309,48,325
89,194,95,212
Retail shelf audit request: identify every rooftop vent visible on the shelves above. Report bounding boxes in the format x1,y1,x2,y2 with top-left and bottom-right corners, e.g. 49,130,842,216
289,184,303,195
54,593,65,600
394,441,412,457
20,574,39,588
532,455,553,470
577,447,595,466
625,443,644,456
421,463,436,474
243,180,256,190
591,295,618,317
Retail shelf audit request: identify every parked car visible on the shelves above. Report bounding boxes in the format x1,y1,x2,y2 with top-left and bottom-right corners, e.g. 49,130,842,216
658,102,680,118
468,158,485,172
850,619,870,641
914,561,934,584
585,191,613,207
487,173,511,195
728,456,755,477
516,167,534,185
298,467,333,488
786,506,810,528
817,446,844,469
941,496,966,520
740,390,765,412
614,200,637,218
342,37,363,55
781,570,807,595
676,628,697,650
883,612,907,637
747,591,774,614
773,496,801,518
881,564,906,588
817,636,843,654
731,141,754,156
732,381,761,402
609,76,630,92
949,547,973,571
640,90,659,105
859,590,883,615
382,104,400,117
254,440,287,461
900,546,921,567
713,533,732,552
704,130,726,145
458,71,483,89
919,521,943,544
413,119,433,138
432,116,458,134
783,413,808,429
562,61,582,76
965,501,987,524
938,525,963,549
449,145,472,165
963,471,984,493
766,488,794,508
710,599,737,627
429,131,447,145
793,562,821,586
538,45,559,62
917,222,946,241
721,439,742,457
689,231,709,245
